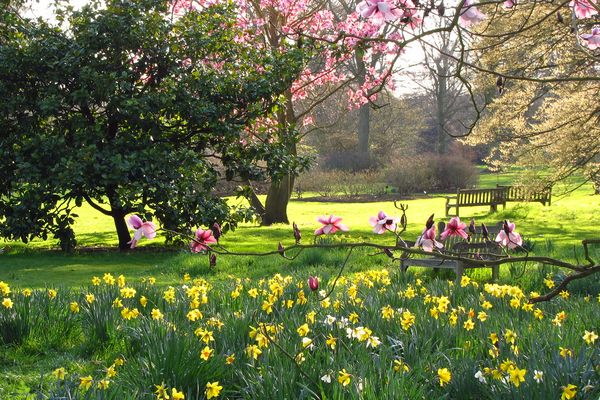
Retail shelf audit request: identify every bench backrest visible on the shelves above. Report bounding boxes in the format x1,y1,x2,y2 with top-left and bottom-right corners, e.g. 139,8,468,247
437,221,504,258
496,185,551,203
457,188,507,206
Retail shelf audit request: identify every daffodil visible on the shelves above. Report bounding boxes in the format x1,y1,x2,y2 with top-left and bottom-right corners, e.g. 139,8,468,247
297,323,310,337
533,370,543,383
326,334,337,350
508,367,526,387
69,302,79,313
225,353,235,364
463,318,475,331
583,330,598,345
172,387,185,400
338,369,351,386
52,367,66,380
559,347,573,358
2,298,13,309
79,375,93,390
97,379,110,390
205,381,223,399
200,346,214,360
438,368,451,387
151,308,164,320
393,359,410,373
246,344,262,360
561,384,577,400
401,310,415,330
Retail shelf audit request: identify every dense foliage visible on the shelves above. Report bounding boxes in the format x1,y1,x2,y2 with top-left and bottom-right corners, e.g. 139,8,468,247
0,0,307,249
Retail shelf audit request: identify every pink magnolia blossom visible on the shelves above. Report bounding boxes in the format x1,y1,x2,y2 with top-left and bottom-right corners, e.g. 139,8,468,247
314,215,349,235
356,0,403,25
127,215,157,248
495,220,523,249
416,226,443,252
460,0,486,26
369,210,400,234
190,228,217,253
581,26,600,49
570,0,598,19
440,217,469,241
503,0,516,8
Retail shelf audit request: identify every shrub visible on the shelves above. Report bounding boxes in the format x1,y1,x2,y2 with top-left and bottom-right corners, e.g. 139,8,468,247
432,154,479,191
295,170,386,198
384,154,478,194
383,157,436,195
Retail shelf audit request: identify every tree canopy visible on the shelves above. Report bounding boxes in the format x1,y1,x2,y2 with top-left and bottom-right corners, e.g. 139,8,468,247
0,0,306,249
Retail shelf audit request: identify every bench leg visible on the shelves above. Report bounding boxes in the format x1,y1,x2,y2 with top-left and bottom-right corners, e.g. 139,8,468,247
454,263,464,284
491,265,499,282
456,206,459,217
490,204,497,213
400,260,407,273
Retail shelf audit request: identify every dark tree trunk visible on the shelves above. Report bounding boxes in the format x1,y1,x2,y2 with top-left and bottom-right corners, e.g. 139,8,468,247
262,89,296,225
355,50,370,164
358,104,370,162
263,174,294,225
107,189,131,250
436,62,448,155
112,210,132,250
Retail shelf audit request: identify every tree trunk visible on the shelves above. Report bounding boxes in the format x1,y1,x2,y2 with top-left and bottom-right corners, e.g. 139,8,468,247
263,174,294,225
112,210,132,251
107,189,131,250
436,63,448,155
355,50,370,164
262,88,296,225
358,104,370,164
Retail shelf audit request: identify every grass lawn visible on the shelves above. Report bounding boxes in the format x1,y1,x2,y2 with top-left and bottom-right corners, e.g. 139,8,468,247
0,173,599,288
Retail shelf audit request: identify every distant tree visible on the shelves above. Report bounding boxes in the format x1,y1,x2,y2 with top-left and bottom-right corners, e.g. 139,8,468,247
0,0,304,250
466,2,600,191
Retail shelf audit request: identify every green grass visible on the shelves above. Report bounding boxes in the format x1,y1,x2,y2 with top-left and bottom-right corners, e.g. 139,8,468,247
1,175,599,288
0,172,599,399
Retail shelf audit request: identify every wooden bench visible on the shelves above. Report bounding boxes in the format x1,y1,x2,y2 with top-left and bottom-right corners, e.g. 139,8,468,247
445,188,507,217
399,222,505,282
497,185,552,206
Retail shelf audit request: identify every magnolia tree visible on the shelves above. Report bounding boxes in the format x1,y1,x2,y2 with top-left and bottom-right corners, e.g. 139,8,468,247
175,0,600,224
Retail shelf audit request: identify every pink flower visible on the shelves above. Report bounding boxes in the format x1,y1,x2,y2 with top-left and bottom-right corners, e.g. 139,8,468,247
190,228,217,253
581,26,600,49
460,0,486,26
417,226,443,252
314,215,349,235
440,217,469,241
503,0,516,8
369,211,400,234
495,220,523,249
570,0,598,19
356,0,403,25
127,215,157,248
308,276,319,291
